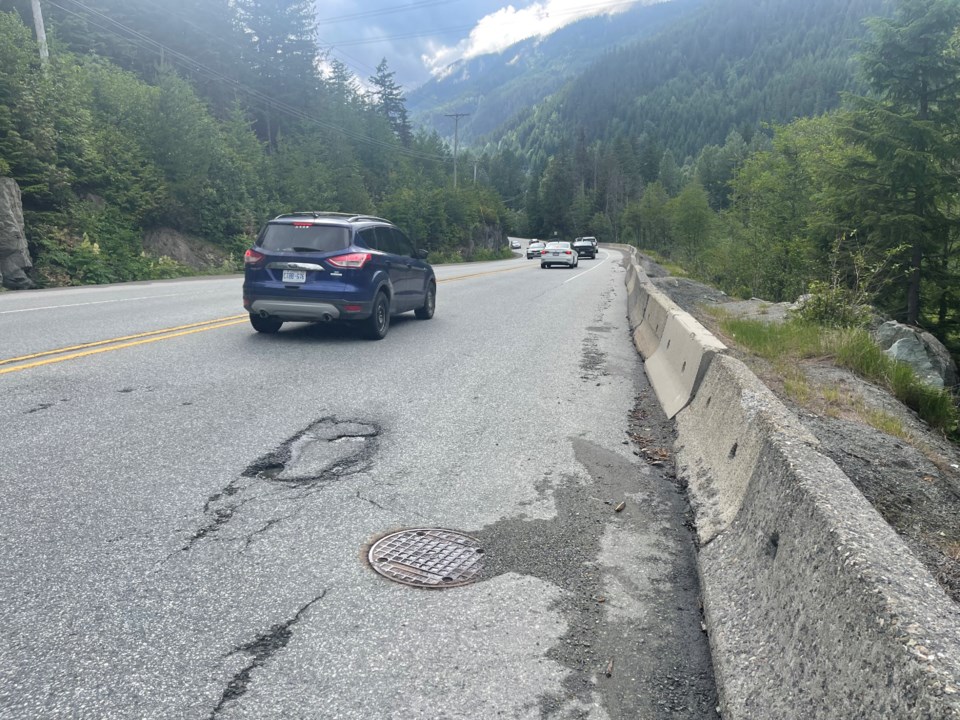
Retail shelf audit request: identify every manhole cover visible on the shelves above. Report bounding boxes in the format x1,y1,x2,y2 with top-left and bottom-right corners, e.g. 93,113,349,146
368,528,484,588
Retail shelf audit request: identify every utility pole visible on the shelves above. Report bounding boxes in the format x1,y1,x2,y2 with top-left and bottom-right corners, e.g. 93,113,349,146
445,113,469,189
31,0,49,66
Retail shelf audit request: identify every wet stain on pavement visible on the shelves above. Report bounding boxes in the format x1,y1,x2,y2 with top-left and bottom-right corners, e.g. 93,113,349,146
472,388,717,720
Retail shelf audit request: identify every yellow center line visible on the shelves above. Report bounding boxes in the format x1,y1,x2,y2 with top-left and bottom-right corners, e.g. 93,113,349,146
0,320,247,376
0,315,247,366
437,262,535,284
2,263,532,376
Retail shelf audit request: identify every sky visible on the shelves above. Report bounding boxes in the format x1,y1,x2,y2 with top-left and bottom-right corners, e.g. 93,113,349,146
315,0,650,90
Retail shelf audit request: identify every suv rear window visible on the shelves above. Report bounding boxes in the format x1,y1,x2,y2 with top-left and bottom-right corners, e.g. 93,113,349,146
258,224,351,252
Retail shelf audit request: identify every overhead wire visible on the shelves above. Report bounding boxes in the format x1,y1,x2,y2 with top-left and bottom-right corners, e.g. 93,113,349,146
47,0,450,162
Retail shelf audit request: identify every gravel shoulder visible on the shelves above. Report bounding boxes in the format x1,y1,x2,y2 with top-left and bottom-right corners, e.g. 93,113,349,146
642,259,960,606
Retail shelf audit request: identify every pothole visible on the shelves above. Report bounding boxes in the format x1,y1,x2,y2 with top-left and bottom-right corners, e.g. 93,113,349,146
367,528,485,588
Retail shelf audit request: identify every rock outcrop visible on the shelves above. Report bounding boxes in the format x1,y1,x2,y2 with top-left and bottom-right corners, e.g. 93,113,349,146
875,320,958,390
0,178,35,290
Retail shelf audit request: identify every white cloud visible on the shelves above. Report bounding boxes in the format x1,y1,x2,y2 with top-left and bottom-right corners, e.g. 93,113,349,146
421,0,649,75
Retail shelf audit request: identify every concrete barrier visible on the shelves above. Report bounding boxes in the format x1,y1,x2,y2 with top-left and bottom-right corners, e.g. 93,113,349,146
675,355,960,718
644,310,727,419
675,355,819,544
624,279,726,418
626,276,648,330
632,283,675,358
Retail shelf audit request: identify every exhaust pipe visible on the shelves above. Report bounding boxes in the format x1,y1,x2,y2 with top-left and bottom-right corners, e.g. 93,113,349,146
321,313,333,323
259,310,270,319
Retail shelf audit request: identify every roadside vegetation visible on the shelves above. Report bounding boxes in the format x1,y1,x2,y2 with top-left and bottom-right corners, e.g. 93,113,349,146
713,311,958,436
0,3,517,287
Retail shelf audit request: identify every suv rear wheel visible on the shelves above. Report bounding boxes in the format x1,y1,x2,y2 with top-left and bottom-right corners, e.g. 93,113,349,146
362,291,390,340
250,313,283,333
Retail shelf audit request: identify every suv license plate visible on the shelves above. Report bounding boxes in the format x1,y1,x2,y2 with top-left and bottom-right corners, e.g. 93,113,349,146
282,270,307,283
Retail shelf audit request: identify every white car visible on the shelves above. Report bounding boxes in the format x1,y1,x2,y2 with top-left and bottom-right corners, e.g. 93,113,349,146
526,241,546,259
540,241,578,268
510,239,521,249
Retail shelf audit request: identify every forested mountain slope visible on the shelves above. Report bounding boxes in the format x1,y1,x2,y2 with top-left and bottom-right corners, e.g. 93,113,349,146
495,0,891,161
407,0,703,144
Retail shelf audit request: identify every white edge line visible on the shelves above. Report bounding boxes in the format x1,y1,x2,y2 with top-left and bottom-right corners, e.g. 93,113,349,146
0,292,195,315
563,251,610,284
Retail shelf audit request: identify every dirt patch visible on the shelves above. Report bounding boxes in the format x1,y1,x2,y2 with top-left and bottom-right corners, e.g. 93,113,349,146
642,257,960,605
142,227,236,271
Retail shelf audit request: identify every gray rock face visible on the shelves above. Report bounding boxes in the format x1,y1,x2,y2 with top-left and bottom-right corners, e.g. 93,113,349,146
0,178,35,290
875,320,958,389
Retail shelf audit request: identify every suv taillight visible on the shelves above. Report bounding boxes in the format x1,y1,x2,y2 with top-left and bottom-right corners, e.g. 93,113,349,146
328,252,372,269
244,249,265,267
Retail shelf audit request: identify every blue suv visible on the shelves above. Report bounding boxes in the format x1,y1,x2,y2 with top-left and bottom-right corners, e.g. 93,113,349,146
243,213,436,339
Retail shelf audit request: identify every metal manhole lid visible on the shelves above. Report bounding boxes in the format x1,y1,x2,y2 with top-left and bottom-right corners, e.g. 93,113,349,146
368,528,484,588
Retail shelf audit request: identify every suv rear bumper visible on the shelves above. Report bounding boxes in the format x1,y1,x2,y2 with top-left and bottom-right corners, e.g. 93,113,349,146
247,298,373,321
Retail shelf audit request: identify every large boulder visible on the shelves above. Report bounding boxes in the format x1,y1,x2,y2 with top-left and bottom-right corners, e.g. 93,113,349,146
874,320,958,390
0,178,35,290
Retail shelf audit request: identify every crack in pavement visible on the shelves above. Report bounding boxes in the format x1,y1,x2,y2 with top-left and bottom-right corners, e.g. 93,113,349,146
207,591,328,719
356,490,388,511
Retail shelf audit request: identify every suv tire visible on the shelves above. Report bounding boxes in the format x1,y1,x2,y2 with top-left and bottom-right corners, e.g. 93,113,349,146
363,291,391,340
250,313,283,333
415,281,436,320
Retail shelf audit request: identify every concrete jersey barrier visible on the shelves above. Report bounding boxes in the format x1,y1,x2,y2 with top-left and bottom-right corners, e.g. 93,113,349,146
643,309,726,419
695,422,960,718
622,256,726,419
614,252,960,717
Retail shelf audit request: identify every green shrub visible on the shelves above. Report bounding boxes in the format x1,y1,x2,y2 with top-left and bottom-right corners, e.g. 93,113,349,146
795,280,871,327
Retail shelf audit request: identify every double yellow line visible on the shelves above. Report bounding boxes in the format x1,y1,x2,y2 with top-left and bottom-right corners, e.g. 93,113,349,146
437,262,534,284
0,315,246,376
2,262,536,376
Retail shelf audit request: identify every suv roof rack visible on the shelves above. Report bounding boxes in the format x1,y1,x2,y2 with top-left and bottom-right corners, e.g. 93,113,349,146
272,211,391,224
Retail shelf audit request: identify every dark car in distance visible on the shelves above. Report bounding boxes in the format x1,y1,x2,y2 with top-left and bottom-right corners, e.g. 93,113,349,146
573,237,597,259
243,212,436,340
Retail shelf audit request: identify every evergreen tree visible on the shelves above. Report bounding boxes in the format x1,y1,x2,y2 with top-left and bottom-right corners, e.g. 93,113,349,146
369,58,412,146
234,0,320,148
833,0,960,324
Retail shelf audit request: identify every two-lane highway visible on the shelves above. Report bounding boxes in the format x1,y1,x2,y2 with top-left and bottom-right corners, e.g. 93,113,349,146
0,248,717,719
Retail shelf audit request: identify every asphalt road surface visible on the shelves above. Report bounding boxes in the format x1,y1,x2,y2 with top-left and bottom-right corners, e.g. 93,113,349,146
0,247,717,719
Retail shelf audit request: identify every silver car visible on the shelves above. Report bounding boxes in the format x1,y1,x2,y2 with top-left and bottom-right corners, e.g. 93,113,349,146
540,241,579,268
526,241,546,259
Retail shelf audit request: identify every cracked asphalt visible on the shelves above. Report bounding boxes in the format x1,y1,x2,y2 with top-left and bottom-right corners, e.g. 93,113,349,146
0,251,717,719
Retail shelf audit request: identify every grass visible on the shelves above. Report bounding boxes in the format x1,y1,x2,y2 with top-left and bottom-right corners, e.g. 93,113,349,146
633,247,688,277
714,312,959,436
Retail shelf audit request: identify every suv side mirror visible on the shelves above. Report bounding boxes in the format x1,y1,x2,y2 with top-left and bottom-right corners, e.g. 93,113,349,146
417,249,429,259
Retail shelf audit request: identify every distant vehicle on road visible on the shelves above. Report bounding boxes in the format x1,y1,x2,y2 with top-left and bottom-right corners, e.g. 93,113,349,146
572,237,597,259
526,241,546,259
243,212,436,340
510,239,522,249
540,241,579,269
